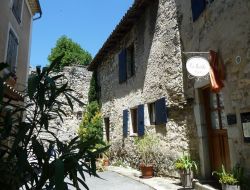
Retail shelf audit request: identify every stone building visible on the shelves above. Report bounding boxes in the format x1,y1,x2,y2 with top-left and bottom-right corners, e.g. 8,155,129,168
0,0,42,100
88,0,199,177
89,0,250,183
176,0,250,181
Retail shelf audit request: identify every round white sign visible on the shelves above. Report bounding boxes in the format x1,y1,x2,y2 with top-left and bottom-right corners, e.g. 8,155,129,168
186,56,210,77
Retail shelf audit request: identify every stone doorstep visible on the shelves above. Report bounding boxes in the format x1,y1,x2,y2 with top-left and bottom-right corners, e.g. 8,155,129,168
108,166,184,190
194,181,219,190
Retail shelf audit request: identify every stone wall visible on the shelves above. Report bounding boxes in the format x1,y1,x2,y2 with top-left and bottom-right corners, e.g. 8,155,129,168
39,66,92,142
97,0,199,177
176,0,250,177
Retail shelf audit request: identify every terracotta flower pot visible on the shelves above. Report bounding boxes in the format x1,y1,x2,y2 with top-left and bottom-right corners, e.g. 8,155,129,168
222,184,240,190
178,169,193,188
102,159,109,166
140,164,153,178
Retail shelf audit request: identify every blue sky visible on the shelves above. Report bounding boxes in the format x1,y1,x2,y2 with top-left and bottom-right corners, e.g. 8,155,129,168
30,0,134,67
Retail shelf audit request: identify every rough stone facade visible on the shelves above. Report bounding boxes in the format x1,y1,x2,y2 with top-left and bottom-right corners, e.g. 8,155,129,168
39,66,92,142
95,0,199,177
176,0,250,178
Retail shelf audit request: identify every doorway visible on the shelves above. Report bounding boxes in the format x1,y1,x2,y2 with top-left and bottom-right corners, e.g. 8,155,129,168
202,87,231,173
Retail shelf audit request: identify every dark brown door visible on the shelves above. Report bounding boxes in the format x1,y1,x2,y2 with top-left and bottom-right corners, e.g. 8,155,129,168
202,87,231,173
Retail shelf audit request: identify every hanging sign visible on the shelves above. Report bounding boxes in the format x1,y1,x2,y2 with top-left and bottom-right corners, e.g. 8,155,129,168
186,56,210,77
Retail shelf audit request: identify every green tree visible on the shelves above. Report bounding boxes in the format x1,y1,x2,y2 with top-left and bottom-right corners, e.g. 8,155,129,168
88,71,98,103
48,35,92,70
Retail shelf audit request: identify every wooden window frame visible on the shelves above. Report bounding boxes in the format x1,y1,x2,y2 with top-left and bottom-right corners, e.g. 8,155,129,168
130,108,138,135
148,102,156,125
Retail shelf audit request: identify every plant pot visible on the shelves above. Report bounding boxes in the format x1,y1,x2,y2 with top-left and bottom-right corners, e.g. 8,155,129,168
222,184,240,190
102,159,109,166
140,164,153,178
178,169,193,188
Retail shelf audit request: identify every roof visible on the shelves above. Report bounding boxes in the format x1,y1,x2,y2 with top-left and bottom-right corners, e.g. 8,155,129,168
28,0,42,16
88,0,152,71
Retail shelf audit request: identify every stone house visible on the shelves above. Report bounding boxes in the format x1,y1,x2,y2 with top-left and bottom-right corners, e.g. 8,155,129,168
176,0,250,180
88,0,199,177
89,0,250,182
0,0,42,101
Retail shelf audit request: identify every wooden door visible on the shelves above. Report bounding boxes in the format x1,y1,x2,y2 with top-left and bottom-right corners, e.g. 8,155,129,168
202,88,231,173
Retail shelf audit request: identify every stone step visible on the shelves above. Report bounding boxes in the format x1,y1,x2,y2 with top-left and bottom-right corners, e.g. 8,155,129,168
194,181,220,190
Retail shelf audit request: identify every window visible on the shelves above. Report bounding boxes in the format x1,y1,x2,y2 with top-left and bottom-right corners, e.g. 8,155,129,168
126,44,135,78
104,117,110,142
123,105,144,138
148,102,156,125
118,43,135,83
12,0,23,23
191,0,214,21
131,108,138,134
6,29,18,73
148,98,167,125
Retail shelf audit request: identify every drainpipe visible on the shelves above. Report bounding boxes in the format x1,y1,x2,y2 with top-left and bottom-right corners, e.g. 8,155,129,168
33,11,42,21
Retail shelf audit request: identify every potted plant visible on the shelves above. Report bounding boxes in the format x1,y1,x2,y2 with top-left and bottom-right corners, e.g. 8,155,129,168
212,165,240,190
174,154,198,188
135,135,159,178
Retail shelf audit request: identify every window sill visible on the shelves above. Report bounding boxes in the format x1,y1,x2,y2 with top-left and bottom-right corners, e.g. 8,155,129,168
129,133,138,137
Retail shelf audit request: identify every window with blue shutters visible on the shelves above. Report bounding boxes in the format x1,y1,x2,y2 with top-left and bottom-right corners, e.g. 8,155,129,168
118,43,135,83
123,109,129,137
131,108,138,134
137,105,145,137
119,49,127,83
148,98,167,126
155,98,167,125
191,0,206,21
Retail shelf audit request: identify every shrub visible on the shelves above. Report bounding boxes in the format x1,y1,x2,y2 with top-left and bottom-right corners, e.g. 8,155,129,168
0,62,107,189
78,101,103,144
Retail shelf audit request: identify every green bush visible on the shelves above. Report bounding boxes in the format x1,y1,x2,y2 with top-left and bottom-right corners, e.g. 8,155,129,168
174,154,198,172
78,101,103,144
213,165,238,185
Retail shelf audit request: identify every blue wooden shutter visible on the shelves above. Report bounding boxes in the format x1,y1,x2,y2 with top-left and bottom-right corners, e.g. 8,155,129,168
191,0,206,21
119,49,127,83
137,105,144,136
123,109,128,137
155,98,167,125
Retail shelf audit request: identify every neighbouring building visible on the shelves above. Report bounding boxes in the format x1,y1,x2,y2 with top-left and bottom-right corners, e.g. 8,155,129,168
176,0,250,181
88,0,199,177
0,0,42,101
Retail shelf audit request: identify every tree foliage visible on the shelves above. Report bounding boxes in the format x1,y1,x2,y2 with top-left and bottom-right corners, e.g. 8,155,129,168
78,101,103,145
88,71,98,103
48,35,92,70
0,61,107,189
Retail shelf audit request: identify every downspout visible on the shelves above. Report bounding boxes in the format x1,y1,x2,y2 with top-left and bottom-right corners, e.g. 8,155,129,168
33,11,42,21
